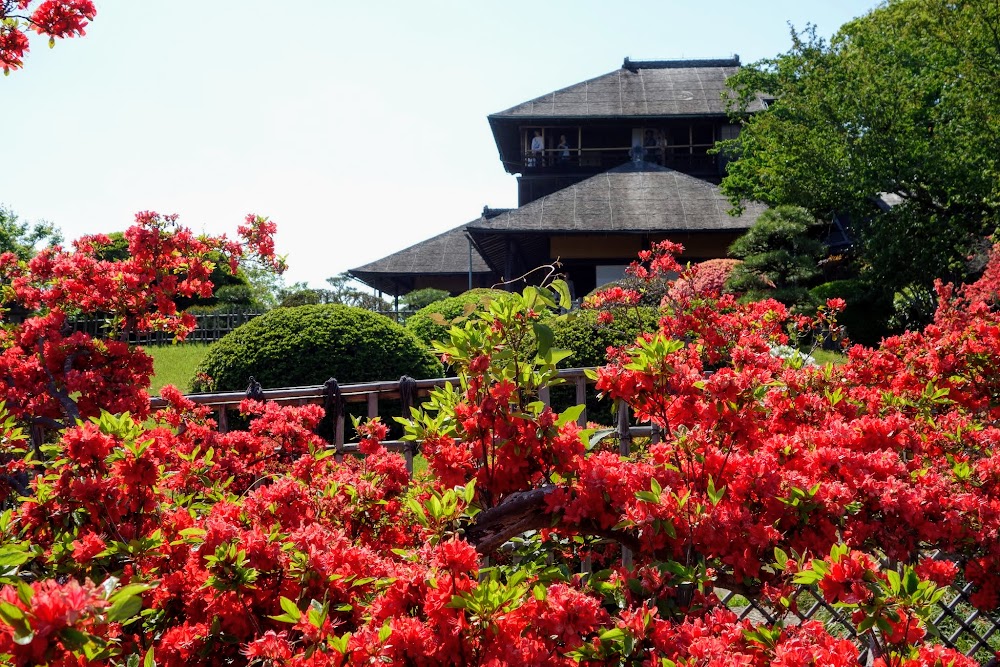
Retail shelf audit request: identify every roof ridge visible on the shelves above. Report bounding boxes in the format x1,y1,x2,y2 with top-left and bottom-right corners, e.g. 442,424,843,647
622,56,740,71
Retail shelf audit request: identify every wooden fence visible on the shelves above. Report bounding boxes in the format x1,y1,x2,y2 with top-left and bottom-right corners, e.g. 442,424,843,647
148,371,1000,662
69,311,263,345
148,368,605,474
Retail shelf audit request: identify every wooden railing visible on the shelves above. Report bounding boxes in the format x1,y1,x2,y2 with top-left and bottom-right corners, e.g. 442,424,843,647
520,147,716,173
147,367,647,474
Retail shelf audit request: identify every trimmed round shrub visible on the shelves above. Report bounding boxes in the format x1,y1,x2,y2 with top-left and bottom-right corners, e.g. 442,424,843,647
192,304,442,392
544,306,660,426
546,307,660,369
406,289,510,346
809,280,891,347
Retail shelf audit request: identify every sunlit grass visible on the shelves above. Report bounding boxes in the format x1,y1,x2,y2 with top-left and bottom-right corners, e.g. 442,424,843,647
809,348,848,365
144,343,212,395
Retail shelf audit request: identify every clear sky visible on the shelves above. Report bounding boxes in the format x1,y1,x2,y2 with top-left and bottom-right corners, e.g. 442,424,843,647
4,0,883,290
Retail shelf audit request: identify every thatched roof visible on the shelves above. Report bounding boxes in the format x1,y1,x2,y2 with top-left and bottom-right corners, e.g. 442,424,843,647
349,223,493,295
466,161,765,274
468,161,764,235
490,58,764,120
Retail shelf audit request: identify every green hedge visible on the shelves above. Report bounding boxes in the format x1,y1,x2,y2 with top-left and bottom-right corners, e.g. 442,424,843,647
545,307,660,427
192,304,442,392
406,289,511,346
809,280,891,346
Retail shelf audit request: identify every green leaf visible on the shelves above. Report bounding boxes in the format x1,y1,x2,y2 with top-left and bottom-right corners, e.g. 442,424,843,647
598,627,625,642
107,595,143,623
588,428,616,449
533,322,554,358
885,569,901,595
552,280,572,310
0,600,25,625
902,568,920,596
279,596,300,618
0,547,30,568
774,547,789,570
144,646,156,667
556,404,585,427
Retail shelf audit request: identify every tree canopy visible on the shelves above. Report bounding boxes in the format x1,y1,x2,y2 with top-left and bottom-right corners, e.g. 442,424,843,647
725,205,826,308
0,205,60,261
719,0,1000,295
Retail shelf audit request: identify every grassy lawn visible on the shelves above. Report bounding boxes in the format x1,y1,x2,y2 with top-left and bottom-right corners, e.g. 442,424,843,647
810,348,848,365
144,343,212,395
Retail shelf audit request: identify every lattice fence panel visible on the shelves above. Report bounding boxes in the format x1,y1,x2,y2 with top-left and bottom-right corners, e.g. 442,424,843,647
718,584,1000,664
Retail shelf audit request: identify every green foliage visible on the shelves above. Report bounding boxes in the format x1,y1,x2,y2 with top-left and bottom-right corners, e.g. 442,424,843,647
545,307,659,369
726,206,826,307
325,273,390,310
545,307,660,426
0,205,60,261
278,283,324,308
720,1,1000,295
405,289,511,346
400,288,450,312
889,284,938,334
274,274,390,311
810,279,892,345
191,305,442,392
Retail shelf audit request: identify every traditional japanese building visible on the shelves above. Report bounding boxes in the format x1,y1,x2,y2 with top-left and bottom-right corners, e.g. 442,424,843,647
350,57,766,298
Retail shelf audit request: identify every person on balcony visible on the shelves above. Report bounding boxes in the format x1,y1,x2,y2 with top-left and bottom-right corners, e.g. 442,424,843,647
529,130,545,167
557,135,570,164
644,129,662,165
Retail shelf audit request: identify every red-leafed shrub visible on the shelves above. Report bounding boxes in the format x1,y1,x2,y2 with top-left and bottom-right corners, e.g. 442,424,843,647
1,227,1000,665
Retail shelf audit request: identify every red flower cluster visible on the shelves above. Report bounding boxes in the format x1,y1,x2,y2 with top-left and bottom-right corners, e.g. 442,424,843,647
0,0,95,73
0,210,283,430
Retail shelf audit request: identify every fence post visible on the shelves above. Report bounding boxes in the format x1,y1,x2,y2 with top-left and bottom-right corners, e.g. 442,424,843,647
399,376,417,475
575,376,587,425
324,378,345,461
617,399,633,569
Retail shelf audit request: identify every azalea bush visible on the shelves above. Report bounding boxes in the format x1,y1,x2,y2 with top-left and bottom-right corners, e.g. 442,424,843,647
0,227,999,664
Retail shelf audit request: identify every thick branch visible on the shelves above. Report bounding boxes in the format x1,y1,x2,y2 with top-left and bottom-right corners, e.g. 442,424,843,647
463,486,773,601
466,485,645,555
466,486,558,554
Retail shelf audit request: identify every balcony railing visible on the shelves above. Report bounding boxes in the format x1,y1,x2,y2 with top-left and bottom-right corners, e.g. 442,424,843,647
520,147,716,174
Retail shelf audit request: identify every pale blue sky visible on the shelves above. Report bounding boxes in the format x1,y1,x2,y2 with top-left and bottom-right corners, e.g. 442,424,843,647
4,1,882,289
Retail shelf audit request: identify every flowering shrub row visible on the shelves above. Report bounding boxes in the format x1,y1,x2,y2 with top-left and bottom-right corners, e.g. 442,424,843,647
0,225,997,665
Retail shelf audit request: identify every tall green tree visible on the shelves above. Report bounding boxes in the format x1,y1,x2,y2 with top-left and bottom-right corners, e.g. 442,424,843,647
726,206,826,308
0,205,61,261
719,0,1000,295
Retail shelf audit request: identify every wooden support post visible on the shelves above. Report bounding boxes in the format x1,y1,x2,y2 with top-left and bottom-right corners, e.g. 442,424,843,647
335,415,345,461
575,377,587,425
404,443,414,477
617,400,632,457
539,386,550,407
217,408,228,434
617,400,633,569
367,392,378,419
